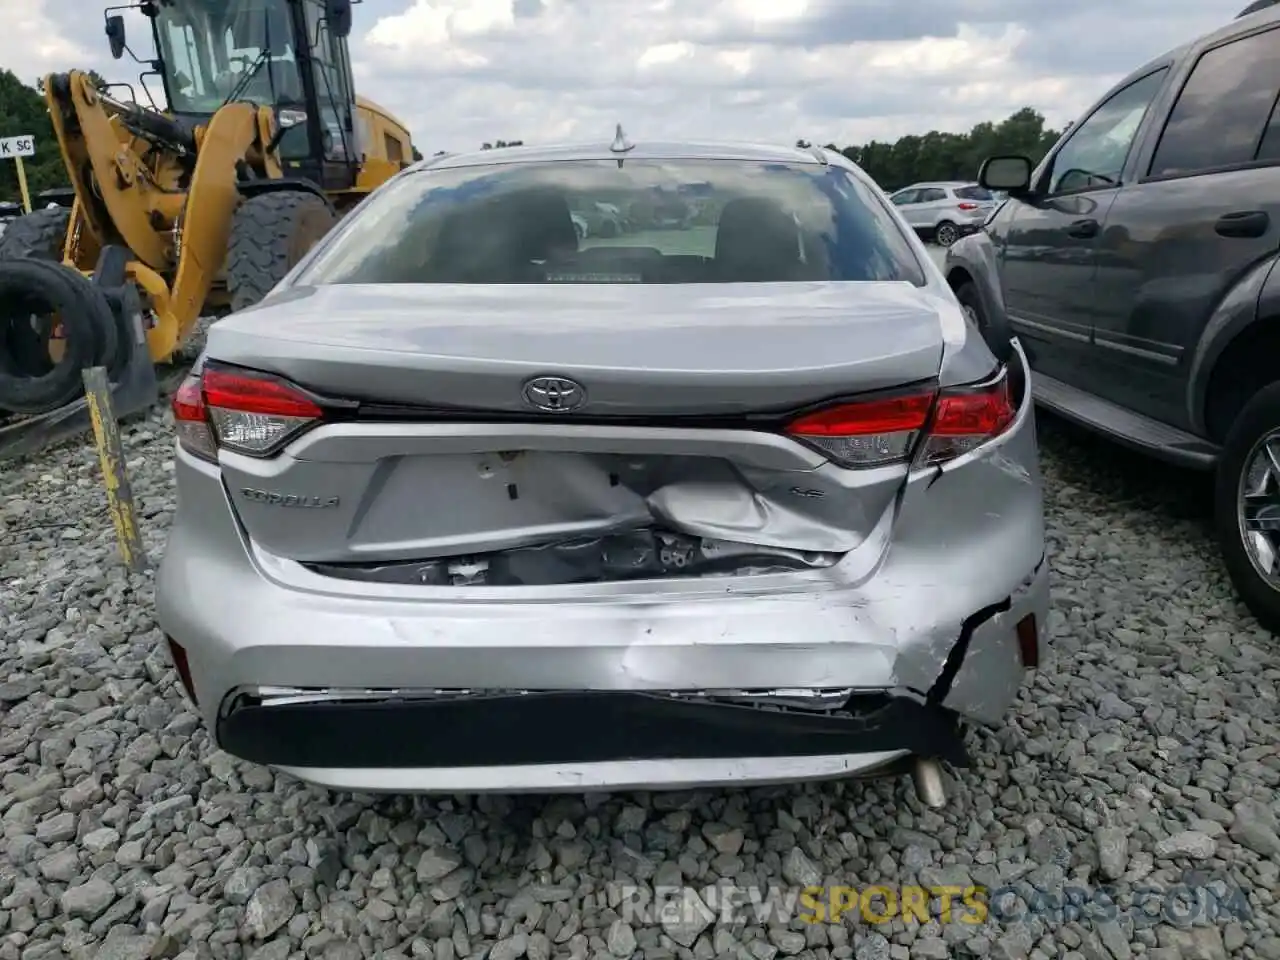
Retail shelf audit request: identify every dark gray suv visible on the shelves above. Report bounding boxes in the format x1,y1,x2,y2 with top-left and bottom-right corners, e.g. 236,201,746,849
944,0,1280,631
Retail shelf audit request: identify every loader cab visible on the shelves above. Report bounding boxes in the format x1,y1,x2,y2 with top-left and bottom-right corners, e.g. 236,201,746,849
136,0,360,191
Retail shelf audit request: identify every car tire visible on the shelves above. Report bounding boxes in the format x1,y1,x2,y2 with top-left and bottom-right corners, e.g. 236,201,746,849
1214,380,1280,633
955,280,986,331
953,279,1012,365
935,221,959,247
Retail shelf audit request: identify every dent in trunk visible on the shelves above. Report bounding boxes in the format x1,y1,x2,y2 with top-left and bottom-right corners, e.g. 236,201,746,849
224,439,910,580
308,527,841,587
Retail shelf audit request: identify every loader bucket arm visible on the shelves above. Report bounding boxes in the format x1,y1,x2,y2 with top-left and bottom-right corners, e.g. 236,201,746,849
41,69,284,364
42,70,186,272
153,101,282,361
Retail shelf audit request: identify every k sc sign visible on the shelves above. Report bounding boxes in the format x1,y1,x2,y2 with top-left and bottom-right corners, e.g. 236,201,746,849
0,136,36,158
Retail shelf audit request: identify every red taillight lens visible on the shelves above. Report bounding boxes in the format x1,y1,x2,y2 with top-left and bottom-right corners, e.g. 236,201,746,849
202,368,324,419
172,366,324,460
957,202,979,210
918,375,1016,465
172,374,218,462
785,392,935,467
784,371,1017,468
201,366,323,456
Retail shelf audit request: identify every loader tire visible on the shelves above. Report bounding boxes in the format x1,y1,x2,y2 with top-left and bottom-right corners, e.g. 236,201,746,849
0,207,74,376
0,259,114,414
226,191,336,313
0,206,71,261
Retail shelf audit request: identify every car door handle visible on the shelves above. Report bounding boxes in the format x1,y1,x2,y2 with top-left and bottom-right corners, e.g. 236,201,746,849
1066,219,1099,239
1216,210,1269,238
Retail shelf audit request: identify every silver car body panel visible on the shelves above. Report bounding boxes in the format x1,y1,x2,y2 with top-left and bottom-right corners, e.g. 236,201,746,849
156,139,1049,792
157,351,1047,791
208,282,961,414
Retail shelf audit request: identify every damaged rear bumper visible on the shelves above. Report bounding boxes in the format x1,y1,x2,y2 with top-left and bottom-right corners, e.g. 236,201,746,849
217,688,969,792
157,346,1050,792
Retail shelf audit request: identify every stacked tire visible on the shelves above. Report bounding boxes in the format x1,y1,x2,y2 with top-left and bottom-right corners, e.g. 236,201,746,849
0,206,128,415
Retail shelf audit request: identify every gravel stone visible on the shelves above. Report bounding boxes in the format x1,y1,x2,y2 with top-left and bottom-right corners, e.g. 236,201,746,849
1095,826,1129,880
244,878,297,939
60,877,116,920
1154,830,1218,860
659,887,715,947
418,846,464,882
1229,801,1280,857
606,919,637,957
2,387,1279,959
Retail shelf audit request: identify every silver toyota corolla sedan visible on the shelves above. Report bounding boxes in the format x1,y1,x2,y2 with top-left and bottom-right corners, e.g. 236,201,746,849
156,137,1049,804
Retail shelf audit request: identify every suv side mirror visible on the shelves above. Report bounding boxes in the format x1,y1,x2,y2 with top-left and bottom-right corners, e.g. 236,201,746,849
326,0,353,38
979,155,1034,194
105,15,127,60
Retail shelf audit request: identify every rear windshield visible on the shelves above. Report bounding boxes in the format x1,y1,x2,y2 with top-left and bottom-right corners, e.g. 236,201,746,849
953,185,994,201
295,159,926,286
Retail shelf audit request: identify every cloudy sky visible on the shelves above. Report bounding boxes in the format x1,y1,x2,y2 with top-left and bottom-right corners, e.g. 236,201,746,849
7,0,1250,154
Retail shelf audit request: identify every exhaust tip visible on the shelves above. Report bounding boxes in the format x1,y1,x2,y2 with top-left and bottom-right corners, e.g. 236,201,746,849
912,757,947,809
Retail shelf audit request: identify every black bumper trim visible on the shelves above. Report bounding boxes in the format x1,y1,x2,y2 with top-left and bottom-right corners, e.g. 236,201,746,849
216,691,970,770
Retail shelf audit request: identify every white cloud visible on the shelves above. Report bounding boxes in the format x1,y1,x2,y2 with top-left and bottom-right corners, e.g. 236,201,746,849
1,0,95,88
2,0,1249,158
731,0,811,25
638,42,697,70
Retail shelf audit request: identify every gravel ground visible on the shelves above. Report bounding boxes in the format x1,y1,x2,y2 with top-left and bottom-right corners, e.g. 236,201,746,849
2,396,1280,960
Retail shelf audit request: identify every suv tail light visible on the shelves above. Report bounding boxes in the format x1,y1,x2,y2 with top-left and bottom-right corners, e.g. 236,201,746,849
172,365,325,461
784,370,1016,468
957,202,979,211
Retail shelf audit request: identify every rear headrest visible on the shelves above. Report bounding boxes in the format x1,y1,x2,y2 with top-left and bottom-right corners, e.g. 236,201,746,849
504,188,579,261
714,198,802,276
429,188,578,282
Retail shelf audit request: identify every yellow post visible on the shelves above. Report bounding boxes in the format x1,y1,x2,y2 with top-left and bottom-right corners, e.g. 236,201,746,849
82,366,149,573
14,156,31,214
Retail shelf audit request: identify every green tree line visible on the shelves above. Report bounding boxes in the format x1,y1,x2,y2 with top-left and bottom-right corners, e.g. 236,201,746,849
0,69,71,204
814,106,1062,191
480,108,1061,188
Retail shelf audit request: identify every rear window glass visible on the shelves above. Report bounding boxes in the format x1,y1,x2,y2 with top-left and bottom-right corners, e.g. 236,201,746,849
296,159,926,286
953,185,993,201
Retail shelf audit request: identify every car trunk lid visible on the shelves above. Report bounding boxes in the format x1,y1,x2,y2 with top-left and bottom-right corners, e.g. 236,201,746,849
206,281,954,581
206,281,951,415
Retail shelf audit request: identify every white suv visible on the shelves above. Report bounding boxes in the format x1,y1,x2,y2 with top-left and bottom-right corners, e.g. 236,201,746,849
888,182,997,247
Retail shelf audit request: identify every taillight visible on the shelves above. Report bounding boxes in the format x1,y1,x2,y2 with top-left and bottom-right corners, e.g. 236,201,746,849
957,202,979,211
784,371,1017,468
918,374,1017,465
172,375,218,462
170,365,324,460
785,392,934,467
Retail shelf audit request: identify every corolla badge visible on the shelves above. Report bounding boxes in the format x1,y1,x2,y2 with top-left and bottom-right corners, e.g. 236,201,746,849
241,488,340,508
522,376,586,412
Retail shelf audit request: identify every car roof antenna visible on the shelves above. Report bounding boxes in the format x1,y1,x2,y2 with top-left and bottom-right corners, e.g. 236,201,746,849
610,123,634,167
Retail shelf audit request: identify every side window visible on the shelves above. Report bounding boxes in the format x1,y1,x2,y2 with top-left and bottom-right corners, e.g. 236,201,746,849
163,22,210,101
890,190,917,206
917,188,946,202
1045,69,1168,194
1150,27,1280,176
355,114,372,160
384,134,404,164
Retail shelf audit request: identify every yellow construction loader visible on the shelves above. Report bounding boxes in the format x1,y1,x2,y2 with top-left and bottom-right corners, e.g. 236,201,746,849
0,0,418,419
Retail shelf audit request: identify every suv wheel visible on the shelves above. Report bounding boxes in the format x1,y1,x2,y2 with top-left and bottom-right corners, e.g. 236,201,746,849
953,279,1013,364
934,221,959,247
1215,380,1280,633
